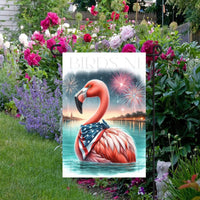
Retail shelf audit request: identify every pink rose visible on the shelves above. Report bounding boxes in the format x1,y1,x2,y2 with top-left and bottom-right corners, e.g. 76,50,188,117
120,25,135,41
24,48,31,60
110,35,122,49
91,5,98,16
25,73,31,81
31,31,45,45
122,44,136,52
28,41,36,49
57,38,68,54
80,25,85,31
41,17,50,30
47,38,56,50
16,113,21,118
166,47,175,60
47,12,60,26
177,57,187,71
72,34,77,44
27,53,41,66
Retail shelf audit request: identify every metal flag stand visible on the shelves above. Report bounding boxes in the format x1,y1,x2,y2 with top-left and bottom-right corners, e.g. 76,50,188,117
50,44,62,57
147,44,162,199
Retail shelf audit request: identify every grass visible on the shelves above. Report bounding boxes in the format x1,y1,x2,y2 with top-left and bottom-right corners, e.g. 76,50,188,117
0,112,103,200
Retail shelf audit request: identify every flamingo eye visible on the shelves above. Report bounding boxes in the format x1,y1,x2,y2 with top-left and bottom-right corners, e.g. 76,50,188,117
87,85,92,88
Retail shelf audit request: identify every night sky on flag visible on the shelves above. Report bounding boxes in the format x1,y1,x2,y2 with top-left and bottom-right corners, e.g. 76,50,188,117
63,70,145,120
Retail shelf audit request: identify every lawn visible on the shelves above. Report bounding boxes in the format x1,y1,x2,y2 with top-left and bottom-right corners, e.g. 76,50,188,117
0,112,102,200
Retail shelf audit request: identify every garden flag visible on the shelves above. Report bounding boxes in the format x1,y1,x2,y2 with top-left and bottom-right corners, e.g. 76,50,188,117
62,53,146,178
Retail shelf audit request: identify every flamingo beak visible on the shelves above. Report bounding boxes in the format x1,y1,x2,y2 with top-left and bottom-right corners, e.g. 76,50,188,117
74,87,88,114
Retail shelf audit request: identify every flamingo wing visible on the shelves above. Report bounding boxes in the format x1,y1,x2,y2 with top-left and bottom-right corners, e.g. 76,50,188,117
86,128,136,163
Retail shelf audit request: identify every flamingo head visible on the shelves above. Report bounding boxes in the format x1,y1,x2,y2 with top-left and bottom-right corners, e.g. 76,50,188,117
75,79,108,114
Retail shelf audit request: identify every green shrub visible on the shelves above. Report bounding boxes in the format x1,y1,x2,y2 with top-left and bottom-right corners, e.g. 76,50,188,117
167,154,200,200
13,0,70,35
146,43,200,167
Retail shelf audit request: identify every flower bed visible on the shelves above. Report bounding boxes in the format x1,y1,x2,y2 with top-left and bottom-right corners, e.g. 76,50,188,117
0,0,200,199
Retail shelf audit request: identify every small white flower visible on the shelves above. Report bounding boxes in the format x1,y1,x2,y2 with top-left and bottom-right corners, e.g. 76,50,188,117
23,41,29,48
92,33,97,38
0,33,4,47
90,44,95,49
45,29,51,37
4,41,10,49
19,33,28,45
63,23,70,28
20,25,24,30
67,28,76,34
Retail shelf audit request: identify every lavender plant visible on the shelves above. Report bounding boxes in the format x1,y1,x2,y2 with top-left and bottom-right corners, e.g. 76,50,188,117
0,63,20,111
14,76,62,141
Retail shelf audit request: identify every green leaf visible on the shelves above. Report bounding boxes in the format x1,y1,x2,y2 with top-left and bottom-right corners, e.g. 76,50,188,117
157,115,166,126
177,87,186,95
193,100,199,106
187,121,192,131
160,74,167,85
167,79,177,89
172,154,179,166
163,90,174,97
185,91,193,95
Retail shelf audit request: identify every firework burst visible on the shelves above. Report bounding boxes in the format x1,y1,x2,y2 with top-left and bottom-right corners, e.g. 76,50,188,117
122,81,145,111
63,76,78,95
111,72,132,94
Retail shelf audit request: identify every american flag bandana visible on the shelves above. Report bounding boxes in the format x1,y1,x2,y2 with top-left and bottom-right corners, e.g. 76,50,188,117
79,120,110,160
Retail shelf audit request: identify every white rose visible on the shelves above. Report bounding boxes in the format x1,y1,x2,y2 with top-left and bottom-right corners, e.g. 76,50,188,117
4,41,10,49
19,33,28,45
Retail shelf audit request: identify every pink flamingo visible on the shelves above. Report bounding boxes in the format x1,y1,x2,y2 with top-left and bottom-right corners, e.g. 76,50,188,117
74,79,136,163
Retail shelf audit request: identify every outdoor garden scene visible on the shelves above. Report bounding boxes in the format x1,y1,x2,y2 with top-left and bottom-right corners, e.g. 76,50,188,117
0,0,200,199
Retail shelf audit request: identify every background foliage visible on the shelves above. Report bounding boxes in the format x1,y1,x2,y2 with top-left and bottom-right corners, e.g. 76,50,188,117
13,0,70,35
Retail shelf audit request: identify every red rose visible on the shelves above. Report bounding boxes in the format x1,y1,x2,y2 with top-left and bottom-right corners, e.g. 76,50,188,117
84,34,92,42
141,40,159,66
111,12,120,20
123,5,129,12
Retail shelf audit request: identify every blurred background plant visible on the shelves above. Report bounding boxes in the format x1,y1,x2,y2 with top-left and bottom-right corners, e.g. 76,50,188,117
167,154,200,200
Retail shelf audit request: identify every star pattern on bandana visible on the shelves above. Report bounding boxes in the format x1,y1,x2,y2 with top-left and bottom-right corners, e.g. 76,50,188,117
80,120,109,147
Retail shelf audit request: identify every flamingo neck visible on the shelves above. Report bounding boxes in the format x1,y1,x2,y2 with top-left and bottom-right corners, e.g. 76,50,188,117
84,88,109,125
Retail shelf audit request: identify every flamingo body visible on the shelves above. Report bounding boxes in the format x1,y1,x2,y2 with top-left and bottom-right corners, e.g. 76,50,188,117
74,79,136,163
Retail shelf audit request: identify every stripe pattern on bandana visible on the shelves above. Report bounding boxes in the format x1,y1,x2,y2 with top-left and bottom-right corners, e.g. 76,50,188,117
79,120,110,160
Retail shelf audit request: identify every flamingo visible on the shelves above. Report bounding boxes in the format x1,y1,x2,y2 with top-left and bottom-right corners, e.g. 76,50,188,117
74,79,136,163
